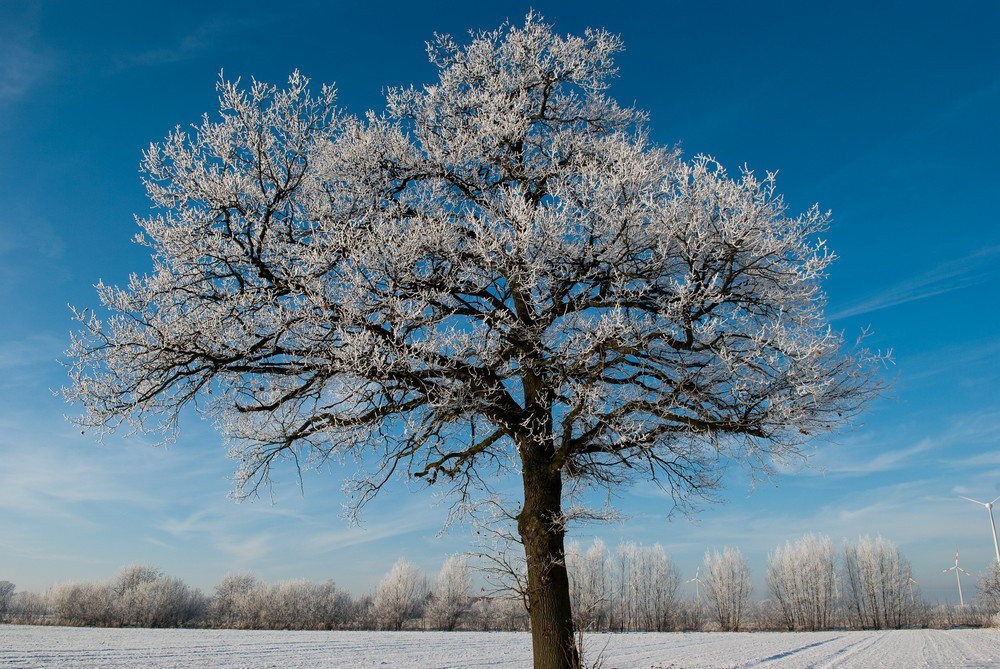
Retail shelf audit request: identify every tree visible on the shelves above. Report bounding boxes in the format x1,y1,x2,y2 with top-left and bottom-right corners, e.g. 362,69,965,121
210,572,261,628
427,554,473,630
112,564,162,626
306,579,354,629
8,591,46,625
65,14,884,669
371,559,428,630
979,561,1000,615
766,533,837,631
567,539,608,631
111,564,206,627
601,541,680,632
0,580,13,620
702,547,752,631
841,535,913,629
48,580,115,626
255,578,351,630
630,543,681,631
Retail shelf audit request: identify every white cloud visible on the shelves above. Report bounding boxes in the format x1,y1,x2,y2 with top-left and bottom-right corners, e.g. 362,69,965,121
305,506,445,553
0,8,55,104
816,438,937,476
113,16,272,71
827,245,1000,321
214,533,274,562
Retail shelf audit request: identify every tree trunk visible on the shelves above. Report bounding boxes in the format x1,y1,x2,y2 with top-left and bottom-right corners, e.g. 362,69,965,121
518,447,579,669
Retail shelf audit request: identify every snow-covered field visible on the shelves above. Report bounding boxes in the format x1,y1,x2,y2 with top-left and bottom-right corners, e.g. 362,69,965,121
1,625,997,668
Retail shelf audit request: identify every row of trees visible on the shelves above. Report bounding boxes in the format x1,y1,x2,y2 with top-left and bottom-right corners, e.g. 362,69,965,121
0,558,526,631
566,534,998,632
3,536,998,632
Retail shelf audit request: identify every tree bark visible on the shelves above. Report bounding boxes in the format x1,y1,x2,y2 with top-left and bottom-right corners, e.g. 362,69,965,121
518,443,579,669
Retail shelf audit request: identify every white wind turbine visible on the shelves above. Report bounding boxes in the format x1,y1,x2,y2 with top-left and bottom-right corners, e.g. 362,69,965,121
960,495,1000,563
941,550,971,606
686,566,704,608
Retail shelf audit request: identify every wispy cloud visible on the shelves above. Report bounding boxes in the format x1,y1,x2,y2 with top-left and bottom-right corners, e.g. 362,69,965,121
111,16,272,71
0,333,64,371
808,409,1000,480
0,215,68,294
828,246,1000,321
214,533,274,562
305,509,444,553
0,437,160,519
816,438,937,477
0,8,55,104
160,509,216,537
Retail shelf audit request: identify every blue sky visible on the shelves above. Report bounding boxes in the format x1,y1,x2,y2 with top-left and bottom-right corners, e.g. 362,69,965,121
0,0,997,605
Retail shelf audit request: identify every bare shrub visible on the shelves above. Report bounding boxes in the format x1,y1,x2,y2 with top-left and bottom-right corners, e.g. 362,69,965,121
927,603,992,629
48,581,115,626
8,591,47,624
671,598,704,631
468,595,530,631
979,561,1000,615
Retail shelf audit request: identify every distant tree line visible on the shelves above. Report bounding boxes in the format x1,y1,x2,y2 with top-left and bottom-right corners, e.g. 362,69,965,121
1,536,997,631
0,557,527,631
564,534,998,632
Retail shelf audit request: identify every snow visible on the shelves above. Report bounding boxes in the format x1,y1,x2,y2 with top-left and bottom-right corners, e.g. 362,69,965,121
1,626,998,668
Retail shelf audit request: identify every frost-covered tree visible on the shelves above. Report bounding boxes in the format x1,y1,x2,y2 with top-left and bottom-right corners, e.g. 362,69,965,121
111,565,206,628
841,535,913,629
979,561,1000,614
469,595,530,631
64,14,884,669
604,541,680,631
8,590,46,625
131,576,206,627
256,578,352,630
305,579,354,629
371,559,428,630
112,564,161,626
766,533,837,631
702,548,752,631
210,572,261,628
258,580,311,630
48,581,115,626
567,539,609,631
427,554,473,630
630,543,681,631
0,580,13,619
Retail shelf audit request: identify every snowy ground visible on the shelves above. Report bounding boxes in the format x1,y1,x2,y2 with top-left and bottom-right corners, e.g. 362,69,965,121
1,625,998,668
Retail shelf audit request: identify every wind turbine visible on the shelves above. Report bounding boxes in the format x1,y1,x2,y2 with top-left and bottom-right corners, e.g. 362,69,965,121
906,577,918,604
960,495,1000,563
686,566,704,608
941,550,971,606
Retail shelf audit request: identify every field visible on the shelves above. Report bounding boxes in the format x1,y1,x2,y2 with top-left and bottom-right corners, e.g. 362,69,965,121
1,625,998,668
